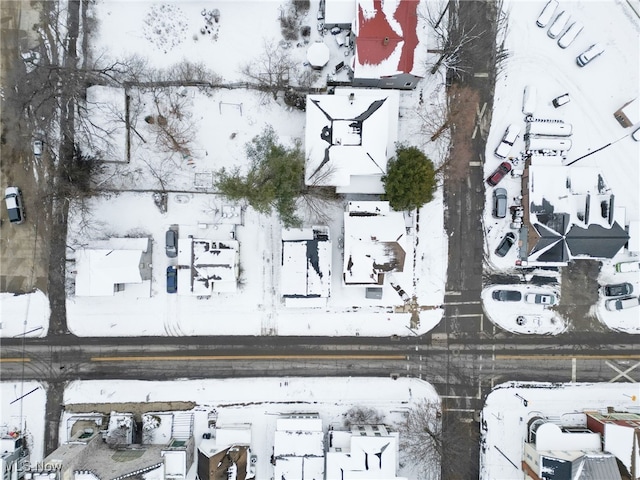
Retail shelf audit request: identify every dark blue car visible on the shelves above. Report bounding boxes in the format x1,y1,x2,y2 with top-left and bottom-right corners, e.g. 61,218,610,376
166,266,177,293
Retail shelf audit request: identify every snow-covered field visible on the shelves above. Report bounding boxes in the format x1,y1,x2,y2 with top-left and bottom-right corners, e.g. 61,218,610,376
481,381,640,480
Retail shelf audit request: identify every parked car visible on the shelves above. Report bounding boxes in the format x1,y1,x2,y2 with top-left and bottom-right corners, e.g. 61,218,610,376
522,85,536,115
525,293,556,305
166,266,177,293
557,21,583,48
536,0,558,28
495,232,516,257
615,261,640,273
603,283,633,297
605,296,640,311
493,188,508,218
547,11,569,39
552,93,570,108
165,229,178,258
494,124,521,158
492,290,522,302
487,162,513,186
32,139,43,156
4,186,25,224
576,43,604,67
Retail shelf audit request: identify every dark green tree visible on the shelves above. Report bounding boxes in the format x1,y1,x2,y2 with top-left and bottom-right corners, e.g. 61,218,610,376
215,126,305,227
382,146,436,211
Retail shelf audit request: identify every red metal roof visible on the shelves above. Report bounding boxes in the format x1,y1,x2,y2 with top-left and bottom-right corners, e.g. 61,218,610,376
356,0,419,74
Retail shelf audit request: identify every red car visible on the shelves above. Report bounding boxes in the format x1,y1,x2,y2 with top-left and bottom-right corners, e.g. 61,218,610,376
486,162,512,186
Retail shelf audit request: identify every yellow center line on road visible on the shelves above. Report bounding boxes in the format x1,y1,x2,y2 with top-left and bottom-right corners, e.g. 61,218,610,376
91,354,406,362
496,354,640,360
0,358,31,363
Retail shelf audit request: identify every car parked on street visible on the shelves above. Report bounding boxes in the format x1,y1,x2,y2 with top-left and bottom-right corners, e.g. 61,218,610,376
525,293,556,305
576,43,604,67
494,124,521,159
492,290,522,302
605,296,640,311
603,283,633,297
495,232,516,257
166,266,177,293
487,162,513,186
32,139,43,156
165,229,178,258
536,0,558,28
4,187,25,224
547,11,569,39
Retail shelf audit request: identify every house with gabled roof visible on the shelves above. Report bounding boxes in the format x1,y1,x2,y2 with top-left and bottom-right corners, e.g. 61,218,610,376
519,159,630,266
352,0,427,89
176,238,239,296
326,424,406,480
305,88,399,194
198,424,253,480
281,227,331,307
74,238,151,297
343,201,408,287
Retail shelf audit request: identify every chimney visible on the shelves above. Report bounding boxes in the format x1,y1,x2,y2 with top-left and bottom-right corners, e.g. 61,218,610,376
383,37,389,46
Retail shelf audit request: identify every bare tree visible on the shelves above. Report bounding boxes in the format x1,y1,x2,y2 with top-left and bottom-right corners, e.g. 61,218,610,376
419,0,484,78
398,399,442,480
241,39,296,99
343,406,385,427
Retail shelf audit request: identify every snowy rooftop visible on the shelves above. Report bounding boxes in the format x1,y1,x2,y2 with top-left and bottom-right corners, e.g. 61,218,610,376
353,0,427,79
305,89,399,194
343,202,408,285
281,227,331,303
177,238,239,295
74,238,149,297
324,0,356,26
274,416,324,480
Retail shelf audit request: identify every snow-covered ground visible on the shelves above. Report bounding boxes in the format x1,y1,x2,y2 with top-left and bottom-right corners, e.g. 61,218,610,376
482,0,640,334
480,381,640,480
57,377,437,478
481,283,567,335
0,290,50,338
0,381,47,462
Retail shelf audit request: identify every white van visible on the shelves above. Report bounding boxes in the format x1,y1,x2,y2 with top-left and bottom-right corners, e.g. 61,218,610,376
495,124,521,158
576,43,604,67
526,122,572,137
522,86,536,115
526,137,572,152
547,11,569,39
558,21,583,48
536,0,558,28
605,296,640,311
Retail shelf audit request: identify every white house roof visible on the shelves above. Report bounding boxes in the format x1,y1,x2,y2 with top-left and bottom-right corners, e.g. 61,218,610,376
305,89,399,194
343,201,407,285
281,228,331,301
274,417,324,480
535,423,602,451
324,0,356,25
603,422,639,477
326,429,404,480
75,248,143,296
177,238,239,295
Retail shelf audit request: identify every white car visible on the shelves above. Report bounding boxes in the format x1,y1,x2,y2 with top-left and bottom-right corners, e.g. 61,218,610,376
494,124,521,159
615,261,640,273
32,139,43,156
525,293,556,305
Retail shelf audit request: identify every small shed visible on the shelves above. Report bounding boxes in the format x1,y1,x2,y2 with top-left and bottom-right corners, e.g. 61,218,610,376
614,98,639,128
307,42,330,69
